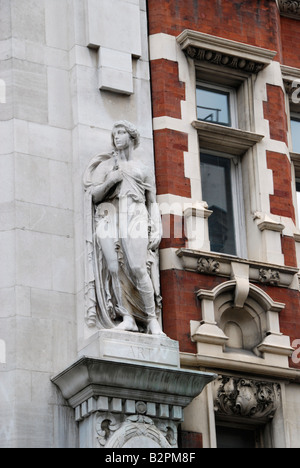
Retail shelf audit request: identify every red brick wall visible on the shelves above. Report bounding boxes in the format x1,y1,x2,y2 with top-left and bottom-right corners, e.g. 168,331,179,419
148,0,300,373
179,430,203,449
281,16,300,68
148,0,282,56
263,85,288,144
266,151,295,222
160,270,227,353
259,284,300,370
153,129,191,198
160,214,186,250
150,59,185,119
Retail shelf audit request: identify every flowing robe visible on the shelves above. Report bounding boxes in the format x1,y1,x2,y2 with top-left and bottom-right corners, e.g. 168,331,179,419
83,153,162,330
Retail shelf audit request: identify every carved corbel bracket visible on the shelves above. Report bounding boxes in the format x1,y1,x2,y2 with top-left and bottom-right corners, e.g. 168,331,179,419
231,262,250,309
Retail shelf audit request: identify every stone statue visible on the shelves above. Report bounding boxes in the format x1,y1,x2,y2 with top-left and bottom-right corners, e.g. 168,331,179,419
83,121,164,335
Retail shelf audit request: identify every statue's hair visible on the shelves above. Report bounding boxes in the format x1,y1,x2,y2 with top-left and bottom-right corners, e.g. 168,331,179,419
111,120,140,149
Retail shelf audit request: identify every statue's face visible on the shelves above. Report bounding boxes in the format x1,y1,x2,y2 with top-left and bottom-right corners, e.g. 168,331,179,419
113,126,131,150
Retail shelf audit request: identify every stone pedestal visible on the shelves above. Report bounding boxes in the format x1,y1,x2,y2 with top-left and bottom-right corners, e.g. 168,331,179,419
78,329,180,369
52,332,216,448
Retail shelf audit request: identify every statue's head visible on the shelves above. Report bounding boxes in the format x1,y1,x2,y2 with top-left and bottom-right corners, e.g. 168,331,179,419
111,120,140,150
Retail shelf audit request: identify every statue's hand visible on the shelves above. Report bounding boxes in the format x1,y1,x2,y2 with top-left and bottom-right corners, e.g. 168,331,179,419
107,169,123,186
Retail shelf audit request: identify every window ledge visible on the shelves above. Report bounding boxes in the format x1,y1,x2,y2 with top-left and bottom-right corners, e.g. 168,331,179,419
192,120,264,156
180,352,300,382
176,248,299,289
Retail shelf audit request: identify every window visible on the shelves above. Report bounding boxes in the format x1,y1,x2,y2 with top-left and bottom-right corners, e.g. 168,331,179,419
296,178,300,225
290,113,300,226
196,82,237,127
200,152,246,257
291,115,300,153
216,425,261,449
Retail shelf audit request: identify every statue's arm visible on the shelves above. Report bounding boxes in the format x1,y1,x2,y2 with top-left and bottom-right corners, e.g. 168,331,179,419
91,170,122,204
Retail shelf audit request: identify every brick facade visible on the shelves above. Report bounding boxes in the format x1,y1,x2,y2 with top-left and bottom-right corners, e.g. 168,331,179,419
148,0,300,385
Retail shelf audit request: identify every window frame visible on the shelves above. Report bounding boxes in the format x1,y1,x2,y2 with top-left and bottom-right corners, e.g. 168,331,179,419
200,149,247,259
196,81,238,128
290,112,300,154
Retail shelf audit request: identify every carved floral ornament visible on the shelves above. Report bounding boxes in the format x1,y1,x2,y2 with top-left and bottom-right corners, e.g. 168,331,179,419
278,0,300,18
184,46,265,74
214,376,281,422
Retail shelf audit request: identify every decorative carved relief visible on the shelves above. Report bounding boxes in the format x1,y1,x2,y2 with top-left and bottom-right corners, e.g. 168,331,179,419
259,268,281,286
278,0,300,18
97,412,172,448
185,46,264,74
214,376,281,421
197,257,220,274
96,413,121,447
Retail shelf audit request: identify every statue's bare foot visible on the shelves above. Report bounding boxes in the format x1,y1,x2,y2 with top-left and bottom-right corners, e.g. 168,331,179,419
148,318,166,336
115,316,138,332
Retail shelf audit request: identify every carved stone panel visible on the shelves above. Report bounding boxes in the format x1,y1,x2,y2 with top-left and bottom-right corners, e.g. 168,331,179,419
214,376,281,422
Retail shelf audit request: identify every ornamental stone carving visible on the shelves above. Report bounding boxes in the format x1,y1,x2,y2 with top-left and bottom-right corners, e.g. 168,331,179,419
278,0,300,18
185,46,265,73
214,376,281,422
83,121,164,335
197,257,220,275
259,268,281,286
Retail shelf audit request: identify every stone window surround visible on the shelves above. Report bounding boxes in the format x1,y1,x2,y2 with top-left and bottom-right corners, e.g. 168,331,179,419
176,30,291,267
177,247,297,377
282,65,300,252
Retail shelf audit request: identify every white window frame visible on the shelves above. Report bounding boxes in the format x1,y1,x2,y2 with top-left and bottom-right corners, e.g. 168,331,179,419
196,81,238,129
200,149,247,259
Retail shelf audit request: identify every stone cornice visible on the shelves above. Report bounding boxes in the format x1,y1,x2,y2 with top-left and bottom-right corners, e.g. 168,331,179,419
52,357,216,409
176,248,299,289
177,30,277,74
278,0,300,19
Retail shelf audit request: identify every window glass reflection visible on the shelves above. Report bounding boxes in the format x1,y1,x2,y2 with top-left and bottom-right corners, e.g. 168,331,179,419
291,118,300,153
200,153,236,256
197,86,231,126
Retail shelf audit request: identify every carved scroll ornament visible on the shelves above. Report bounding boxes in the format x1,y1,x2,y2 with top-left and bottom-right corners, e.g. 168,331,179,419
214,376,281,421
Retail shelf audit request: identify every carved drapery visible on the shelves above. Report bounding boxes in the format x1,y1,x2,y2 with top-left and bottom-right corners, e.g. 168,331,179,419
214,376,281,422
